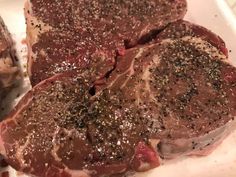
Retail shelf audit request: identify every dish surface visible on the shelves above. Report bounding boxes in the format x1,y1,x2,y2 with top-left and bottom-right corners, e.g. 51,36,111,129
0,0,236,176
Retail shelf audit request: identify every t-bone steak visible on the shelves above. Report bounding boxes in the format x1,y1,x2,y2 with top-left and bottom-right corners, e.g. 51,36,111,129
0,20,236,177
25,0,187,86
0,17,18,106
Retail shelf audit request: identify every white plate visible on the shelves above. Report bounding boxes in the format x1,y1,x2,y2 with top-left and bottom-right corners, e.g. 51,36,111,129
0,0,236,177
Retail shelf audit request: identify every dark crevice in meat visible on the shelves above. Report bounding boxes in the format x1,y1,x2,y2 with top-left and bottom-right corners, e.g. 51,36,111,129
89,86,96,96
124,27,166,49
104,53,119,79
0,157,8,168
123,27,163,48
93,50,120,94
136,28,165,47
124,39,132,49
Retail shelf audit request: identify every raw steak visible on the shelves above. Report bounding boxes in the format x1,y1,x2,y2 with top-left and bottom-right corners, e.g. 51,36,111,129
0,21,236,177
0,72,160,177
104,20,236,158
0,17,18,104
25,0,187,86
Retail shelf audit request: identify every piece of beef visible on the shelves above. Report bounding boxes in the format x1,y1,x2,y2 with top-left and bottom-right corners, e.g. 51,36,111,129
0,72,160,177
0,17,18,105
25,0,187,86
0,21,236,177
103,20,236,159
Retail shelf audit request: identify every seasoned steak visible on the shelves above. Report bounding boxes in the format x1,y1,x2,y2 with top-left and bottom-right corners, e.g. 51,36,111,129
104,20,236,158
0,72,160,177
25,0,187,86
0,17,18,105
0,21,235,177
